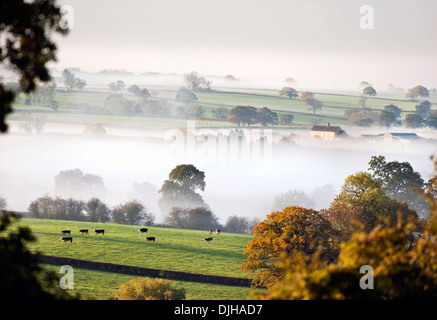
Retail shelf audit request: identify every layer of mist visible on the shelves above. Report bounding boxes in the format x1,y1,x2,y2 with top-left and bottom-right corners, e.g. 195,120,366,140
1,122,435,224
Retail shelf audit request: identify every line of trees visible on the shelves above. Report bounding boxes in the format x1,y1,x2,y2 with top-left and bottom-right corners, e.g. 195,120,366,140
27,195,155,226
240,155,437,299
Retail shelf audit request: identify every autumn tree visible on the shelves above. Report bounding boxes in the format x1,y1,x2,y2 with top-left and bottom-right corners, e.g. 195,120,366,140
406,85,429,101
327,171,418,236
240,206,339,288
300,91,323,115
404,114,423,129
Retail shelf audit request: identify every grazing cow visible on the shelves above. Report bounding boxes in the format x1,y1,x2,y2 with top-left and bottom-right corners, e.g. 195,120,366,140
79,229,89,235
61,230,70,235
138,228,148,234
146,237,155,242
203,237,213,243
94,229,105,235
60,236,73,243
215,229,221,235
208,229,213,235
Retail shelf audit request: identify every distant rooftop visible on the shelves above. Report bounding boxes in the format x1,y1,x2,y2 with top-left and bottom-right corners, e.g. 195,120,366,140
310,123,342,132
387,132,418,137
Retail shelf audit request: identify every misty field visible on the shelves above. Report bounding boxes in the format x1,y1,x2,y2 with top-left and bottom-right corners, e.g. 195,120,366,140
8,85,426,130
21,218,254,299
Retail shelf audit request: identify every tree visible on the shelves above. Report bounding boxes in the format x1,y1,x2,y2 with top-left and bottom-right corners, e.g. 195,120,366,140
183,72,211,91
415,100,432,118
362,86,377,97
228,106,258,127
279,114,294,126
62,69,86,91
115,277,186,300
240,206,339,288
175,87,197,104
159,164,207,216
404,113,423,129
0,0,68,133
329,171,418,234
127,84,140,95
368,155,428,217
28,195,86,221
225,215,258,234
85,198,110,223
272,189,315,211
55,169,106,200
257,107,278,127
300,92,322,115
0,212,76,299
212,107,229,120
384,104,401,119
279,87,298,99
262,214,437,300
358,95,367,109
427,112,437,128
104,94,132,114
406,85,429,101
108,80,125,92
112,200,154,226
378,110,399,128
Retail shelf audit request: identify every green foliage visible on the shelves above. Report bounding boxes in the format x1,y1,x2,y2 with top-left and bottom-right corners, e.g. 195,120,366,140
0,212,75,299
159,164,208,216
0,0,68,132
228,105,258,127
257,107,278,127
279,87,298,99
368,155,428,217
362,86,377,97
115,277,186,300
112,200,155,226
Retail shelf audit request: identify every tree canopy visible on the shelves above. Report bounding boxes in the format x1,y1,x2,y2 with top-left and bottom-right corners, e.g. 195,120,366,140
0,0,68,133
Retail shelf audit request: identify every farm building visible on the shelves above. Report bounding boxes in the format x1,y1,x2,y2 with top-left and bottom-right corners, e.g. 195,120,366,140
310,123,347,141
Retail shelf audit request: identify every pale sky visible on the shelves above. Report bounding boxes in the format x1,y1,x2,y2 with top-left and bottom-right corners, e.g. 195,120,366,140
52,0,437,89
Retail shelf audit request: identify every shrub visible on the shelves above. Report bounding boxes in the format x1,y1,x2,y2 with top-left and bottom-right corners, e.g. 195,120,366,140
114,277,186,300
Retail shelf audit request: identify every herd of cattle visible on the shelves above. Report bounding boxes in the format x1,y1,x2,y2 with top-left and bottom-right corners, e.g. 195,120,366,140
59,227,222,244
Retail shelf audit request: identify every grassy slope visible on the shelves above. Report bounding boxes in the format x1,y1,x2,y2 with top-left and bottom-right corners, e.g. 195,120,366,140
21,218,254,299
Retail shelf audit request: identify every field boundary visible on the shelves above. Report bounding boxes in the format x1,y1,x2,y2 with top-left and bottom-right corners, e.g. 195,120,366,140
36,254,253,288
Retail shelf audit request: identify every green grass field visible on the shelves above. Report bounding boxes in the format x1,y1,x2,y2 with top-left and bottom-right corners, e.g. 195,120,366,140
10,85,431,130
20,218,255,300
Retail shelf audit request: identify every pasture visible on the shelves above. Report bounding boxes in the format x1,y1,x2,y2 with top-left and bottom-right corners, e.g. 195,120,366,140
21,218,254,300
9,84,430,131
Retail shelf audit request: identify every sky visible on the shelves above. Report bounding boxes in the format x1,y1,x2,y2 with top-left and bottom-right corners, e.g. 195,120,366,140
52,0,437,90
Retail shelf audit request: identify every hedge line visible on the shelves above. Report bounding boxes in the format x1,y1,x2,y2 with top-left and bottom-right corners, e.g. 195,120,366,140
36,254,252,287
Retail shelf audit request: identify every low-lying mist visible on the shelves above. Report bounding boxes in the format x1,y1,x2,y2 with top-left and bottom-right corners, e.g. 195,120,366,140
0,125,435,224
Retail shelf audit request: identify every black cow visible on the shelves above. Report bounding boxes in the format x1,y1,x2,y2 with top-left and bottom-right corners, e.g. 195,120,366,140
203,237,213,243
94,229,105,235
61,230,70,235
60,236,73,243
215,229,221,235
146,237,155,242
138,228,148,234
79,229,89,235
